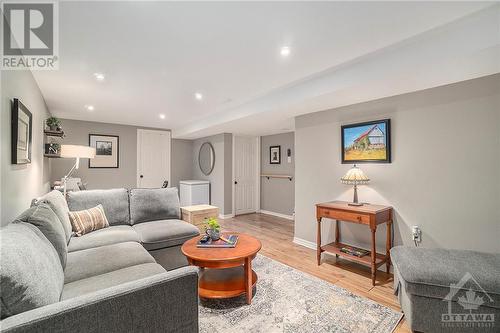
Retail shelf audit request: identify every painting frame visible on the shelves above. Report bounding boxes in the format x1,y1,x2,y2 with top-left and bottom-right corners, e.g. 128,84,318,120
11,98,33,164
89,134,119,168
269,145,281,164
341,119,391,164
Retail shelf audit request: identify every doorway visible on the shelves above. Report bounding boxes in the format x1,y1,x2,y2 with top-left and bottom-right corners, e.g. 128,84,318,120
137,129,171,188
233,136,259,215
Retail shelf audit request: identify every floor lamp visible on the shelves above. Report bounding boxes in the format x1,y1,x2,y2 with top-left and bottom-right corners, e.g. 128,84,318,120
60,145,96,196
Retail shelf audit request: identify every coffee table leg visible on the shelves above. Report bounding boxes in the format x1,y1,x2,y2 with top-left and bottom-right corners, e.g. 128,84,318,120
244,257,252,304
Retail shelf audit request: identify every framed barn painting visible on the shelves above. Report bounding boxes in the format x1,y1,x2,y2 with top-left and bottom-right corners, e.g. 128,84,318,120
11,99,32,164
341,119,391,163
89,134,119,168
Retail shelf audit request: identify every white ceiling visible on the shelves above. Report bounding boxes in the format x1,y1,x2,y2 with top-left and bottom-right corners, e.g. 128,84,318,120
31,1,498,139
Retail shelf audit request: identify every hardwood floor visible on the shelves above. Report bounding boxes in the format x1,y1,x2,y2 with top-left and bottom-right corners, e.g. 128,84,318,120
220,213,410,333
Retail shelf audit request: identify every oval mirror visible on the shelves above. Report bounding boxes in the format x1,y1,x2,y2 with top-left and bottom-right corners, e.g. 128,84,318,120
199,142,215,176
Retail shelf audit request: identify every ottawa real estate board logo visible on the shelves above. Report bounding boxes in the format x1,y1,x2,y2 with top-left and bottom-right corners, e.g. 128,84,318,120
1,1,59,70
442,272,496,330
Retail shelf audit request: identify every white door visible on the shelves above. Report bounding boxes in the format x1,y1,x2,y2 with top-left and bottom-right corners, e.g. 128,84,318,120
137,129,171,188
234,136,258,215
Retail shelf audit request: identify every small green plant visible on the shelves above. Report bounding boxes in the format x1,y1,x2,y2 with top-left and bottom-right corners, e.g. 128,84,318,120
46,116,61,129
205,217,220,231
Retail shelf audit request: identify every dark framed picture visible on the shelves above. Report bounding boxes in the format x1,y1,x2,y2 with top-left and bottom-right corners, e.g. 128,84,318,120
11,99,32,164
341,119,391,163
270,145,281,164
89,134,119,168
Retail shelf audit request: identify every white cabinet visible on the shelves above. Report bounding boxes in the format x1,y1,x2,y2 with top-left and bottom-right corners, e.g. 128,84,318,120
179,180,210,207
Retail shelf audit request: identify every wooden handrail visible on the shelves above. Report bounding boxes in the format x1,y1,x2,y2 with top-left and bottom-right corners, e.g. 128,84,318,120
260,174,293,181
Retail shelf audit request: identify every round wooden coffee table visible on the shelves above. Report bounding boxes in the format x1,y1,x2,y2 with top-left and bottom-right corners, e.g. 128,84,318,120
181,233,261,304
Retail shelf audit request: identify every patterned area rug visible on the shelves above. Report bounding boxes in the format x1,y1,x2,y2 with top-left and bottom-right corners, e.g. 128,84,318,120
199,255,403,333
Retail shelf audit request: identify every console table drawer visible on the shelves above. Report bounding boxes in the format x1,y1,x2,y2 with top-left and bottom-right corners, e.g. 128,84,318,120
318,208,369,224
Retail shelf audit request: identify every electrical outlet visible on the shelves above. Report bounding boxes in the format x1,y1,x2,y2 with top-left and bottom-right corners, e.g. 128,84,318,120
412,226,421,243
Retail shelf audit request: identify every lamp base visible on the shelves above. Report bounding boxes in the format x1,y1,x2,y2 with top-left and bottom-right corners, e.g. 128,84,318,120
348,202,364,206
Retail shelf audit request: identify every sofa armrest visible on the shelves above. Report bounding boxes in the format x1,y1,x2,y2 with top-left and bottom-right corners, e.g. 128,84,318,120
1,266,199,333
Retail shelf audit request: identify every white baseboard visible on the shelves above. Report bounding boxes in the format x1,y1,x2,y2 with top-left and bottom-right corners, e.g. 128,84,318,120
293,237,316,250
219,214,235,219
260,210,294,221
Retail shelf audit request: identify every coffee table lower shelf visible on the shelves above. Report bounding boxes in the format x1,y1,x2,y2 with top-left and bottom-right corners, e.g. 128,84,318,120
198,266,258,299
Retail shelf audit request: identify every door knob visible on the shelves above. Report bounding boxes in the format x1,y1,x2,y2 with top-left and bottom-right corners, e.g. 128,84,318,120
140,175,144,178
234,181,238,185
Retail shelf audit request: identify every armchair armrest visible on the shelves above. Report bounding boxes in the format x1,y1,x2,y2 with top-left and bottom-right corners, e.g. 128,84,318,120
1,266,199,333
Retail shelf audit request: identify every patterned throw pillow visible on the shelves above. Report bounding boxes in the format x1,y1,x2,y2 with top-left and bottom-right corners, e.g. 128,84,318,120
68,204,109,236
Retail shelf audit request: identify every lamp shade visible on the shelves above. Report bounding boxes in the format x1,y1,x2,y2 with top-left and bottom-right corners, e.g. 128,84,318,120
60,145,96,159
341,165,369,185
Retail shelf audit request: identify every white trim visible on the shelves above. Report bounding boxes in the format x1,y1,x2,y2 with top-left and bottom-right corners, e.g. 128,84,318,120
219,214,235,219
231,135,235,216
255,136,261,213
260,210,294,221
293,237,316,250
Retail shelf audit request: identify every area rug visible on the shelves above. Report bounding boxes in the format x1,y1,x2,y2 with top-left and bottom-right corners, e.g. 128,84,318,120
199,255,403,333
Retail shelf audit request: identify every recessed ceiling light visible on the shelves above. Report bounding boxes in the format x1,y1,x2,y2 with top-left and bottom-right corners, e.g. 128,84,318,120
280,46,291,57
194,92,203,100
85,105,95,111
93,72,105,81
159,114,166,119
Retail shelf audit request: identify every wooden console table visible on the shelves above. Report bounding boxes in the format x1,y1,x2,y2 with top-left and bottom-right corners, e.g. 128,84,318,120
316,201,393,286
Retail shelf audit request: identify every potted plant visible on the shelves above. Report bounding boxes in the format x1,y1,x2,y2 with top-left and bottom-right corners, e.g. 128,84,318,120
205,217,221,241
46,116,61,131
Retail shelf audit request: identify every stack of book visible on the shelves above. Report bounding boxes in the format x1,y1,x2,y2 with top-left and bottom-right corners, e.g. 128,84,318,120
340,245,370,257
196,234,239,248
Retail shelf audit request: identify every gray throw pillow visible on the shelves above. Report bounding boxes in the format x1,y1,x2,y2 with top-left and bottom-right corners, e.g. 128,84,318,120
37,190,73,242
15,203,68,268
129,188,180,224
0,222,64,319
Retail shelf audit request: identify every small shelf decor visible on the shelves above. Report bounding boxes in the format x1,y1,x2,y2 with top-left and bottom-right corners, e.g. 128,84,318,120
44,116,64,158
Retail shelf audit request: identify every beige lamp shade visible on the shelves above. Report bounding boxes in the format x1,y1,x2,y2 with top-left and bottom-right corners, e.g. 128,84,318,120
341,164,370,185
60,145,96,159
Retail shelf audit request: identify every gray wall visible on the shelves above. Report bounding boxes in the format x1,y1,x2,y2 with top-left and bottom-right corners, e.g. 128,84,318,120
295,74,500,254
1,70,52,225
260,132,295,216
171,139,194,189
192,133,233,215
50,119,191,190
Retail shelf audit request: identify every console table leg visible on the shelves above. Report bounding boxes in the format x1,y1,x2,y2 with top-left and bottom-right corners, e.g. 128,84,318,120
335,220,340,259
245,257,252,304
317,217,322,265
371,227,376,286
386,220,392,274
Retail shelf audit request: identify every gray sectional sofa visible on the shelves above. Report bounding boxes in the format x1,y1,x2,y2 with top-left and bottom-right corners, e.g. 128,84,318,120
0,188,200,333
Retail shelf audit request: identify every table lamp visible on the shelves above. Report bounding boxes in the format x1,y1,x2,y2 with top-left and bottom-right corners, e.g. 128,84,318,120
341,164,370,206
60,145,96,196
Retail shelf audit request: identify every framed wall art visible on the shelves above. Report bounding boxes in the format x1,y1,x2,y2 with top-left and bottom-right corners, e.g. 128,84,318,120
11,98,32,164
89,134,119,168
341,119,391,163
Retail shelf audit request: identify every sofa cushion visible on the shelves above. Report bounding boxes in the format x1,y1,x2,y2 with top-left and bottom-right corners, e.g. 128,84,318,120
133,219,199,251
129,188,180,225
67,188,130,225
36,190,73,242
0,222,64,319
61,263,166,300
391,246,500,309
68,225,140,252
15,204,68,268
64,242,156,284
69,204,110,236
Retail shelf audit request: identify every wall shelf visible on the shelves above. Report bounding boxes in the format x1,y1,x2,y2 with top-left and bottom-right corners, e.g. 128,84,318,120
261,174,293,181
44,130,65,137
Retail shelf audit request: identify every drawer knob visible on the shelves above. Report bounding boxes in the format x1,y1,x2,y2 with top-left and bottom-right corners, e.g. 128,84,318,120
357,216,361,221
